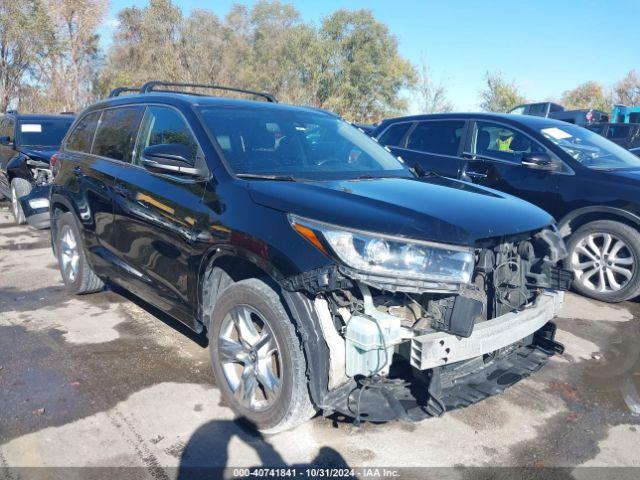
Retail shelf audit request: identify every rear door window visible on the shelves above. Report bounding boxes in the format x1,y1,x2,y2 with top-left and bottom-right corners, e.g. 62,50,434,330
66,111,101,153
472,121,546,163
92,107,144,162
377,122,412,147
405,120,465,156
134,106,201,166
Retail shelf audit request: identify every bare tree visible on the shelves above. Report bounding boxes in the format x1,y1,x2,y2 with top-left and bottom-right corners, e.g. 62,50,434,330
614,70,640,106
416,62,453,113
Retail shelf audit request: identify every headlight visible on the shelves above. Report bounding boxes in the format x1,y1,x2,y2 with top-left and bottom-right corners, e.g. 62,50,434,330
289,215,475,284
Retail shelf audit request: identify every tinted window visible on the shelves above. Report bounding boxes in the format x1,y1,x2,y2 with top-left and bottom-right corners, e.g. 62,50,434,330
92,107,144,162
134,106,199,166
16,118,74,147
473,121,546,163
586,124,607,135
629,113,640,123
66,111,100,153
198,107,410,180
406,120,465,156
378,122,412,147
528,104,548,115
607,125,631,140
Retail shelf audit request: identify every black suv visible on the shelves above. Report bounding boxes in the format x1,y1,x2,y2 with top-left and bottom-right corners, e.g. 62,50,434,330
373,113,640,303
0,111,74,228
51,82,567,432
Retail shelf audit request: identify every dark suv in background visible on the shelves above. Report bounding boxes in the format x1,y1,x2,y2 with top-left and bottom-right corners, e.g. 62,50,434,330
373,113,640,302
0,111,74,227
50,82,567,432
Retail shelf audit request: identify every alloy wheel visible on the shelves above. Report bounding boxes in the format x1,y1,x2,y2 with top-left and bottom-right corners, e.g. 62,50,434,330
571,232,635,293
59,225,80,284
217,305,282,411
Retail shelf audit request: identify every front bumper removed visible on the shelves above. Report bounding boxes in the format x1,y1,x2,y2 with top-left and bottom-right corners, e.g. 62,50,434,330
411,291,563,370
325,292,565,423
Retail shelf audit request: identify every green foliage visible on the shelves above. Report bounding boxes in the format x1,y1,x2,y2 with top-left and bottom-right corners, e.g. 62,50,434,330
98,1,414,122
479,72,527,112
561,81,612,112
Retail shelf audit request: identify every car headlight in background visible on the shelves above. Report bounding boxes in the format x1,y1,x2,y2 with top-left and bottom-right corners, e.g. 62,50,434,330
289,214,475,284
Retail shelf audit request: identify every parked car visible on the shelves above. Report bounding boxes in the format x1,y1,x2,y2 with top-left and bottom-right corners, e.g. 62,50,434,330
50,82,567,432
373,113,640,302
586,122,640,151
508,102,609,125
0,111,74,228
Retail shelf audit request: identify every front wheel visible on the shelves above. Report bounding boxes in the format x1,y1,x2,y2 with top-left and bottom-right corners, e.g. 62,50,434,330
208,278,315,433
567,220,640,302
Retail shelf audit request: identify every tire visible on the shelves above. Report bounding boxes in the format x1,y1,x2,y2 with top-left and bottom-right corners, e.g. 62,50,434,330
10,178,31,225
55,212,104,295
566,220,640,302
208,278,315,433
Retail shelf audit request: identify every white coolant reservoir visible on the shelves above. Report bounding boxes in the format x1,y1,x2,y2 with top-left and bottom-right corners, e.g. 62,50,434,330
345,285,402,377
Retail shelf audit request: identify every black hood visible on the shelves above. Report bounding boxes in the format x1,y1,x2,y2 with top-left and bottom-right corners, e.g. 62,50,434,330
19,147,59,164
248,176,554,246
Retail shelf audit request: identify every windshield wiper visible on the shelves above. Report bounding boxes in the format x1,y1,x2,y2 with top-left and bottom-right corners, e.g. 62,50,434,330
236,173,297,181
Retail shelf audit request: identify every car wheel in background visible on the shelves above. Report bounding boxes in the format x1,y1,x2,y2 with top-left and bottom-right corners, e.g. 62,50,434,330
10,178,30,225
55,212,104,294
208,278,315,433
567,220,640,302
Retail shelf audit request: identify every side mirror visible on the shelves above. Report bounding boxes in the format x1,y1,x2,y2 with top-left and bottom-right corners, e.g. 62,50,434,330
0,136,12,146
521,153,558,171
141,144,207,177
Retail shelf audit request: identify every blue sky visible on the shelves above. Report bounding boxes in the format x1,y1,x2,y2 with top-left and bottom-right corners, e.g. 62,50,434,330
103,0,640,111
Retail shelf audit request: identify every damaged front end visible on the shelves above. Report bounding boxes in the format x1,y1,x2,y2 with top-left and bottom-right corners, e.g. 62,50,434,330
284,216,571,423
17,156,55,229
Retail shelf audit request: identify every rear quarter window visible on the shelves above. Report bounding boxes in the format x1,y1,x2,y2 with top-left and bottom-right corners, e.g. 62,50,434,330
377,122,412,147
65,111,100,153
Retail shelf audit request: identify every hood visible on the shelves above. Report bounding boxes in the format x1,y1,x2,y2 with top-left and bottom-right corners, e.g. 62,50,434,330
248,176,554,246
19,147,58,164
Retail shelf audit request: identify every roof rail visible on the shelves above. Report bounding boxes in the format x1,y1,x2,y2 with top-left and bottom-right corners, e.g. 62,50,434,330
108,87,140,98
139,81,277,103
60,111,75,115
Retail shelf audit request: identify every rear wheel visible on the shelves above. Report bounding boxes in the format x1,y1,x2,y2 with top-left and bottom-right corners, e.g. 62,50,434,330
208,278,315,433
55,212,104,294
567,220,640,302
10,178,31,225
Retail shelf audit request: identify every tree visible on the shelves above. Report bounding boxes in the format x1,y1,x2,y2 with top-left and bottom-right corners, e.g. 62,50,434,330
560,81,611,112
479,72,527,112
416,62,453,113
318,9,415,122
614,70,640,106
0,1,50,111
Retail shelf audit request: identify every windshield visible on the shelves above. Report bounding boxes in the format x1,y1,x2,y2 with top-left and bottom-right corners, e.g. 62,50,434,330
17,119,74,147
540,124,640,170
197,106,411,180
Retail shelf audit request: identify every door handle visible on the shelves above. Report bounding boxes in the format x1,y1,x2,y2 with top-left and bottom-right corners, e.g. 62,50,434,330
465,170,487,179
114,183,132,198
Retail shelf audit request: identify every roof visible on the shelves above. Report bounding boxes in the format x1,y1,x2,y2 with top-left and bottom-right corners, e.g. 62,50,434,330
89,92,336,117
377,112,580,129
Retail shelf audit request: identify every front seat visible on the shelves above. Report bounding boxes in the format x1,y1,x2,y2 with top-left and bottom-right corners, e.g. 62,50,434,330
476,130,491,154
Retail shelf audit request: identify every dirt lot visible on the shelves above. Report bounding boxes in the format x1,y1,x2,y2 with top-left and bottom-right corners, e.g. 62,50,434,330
1,201,640,477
